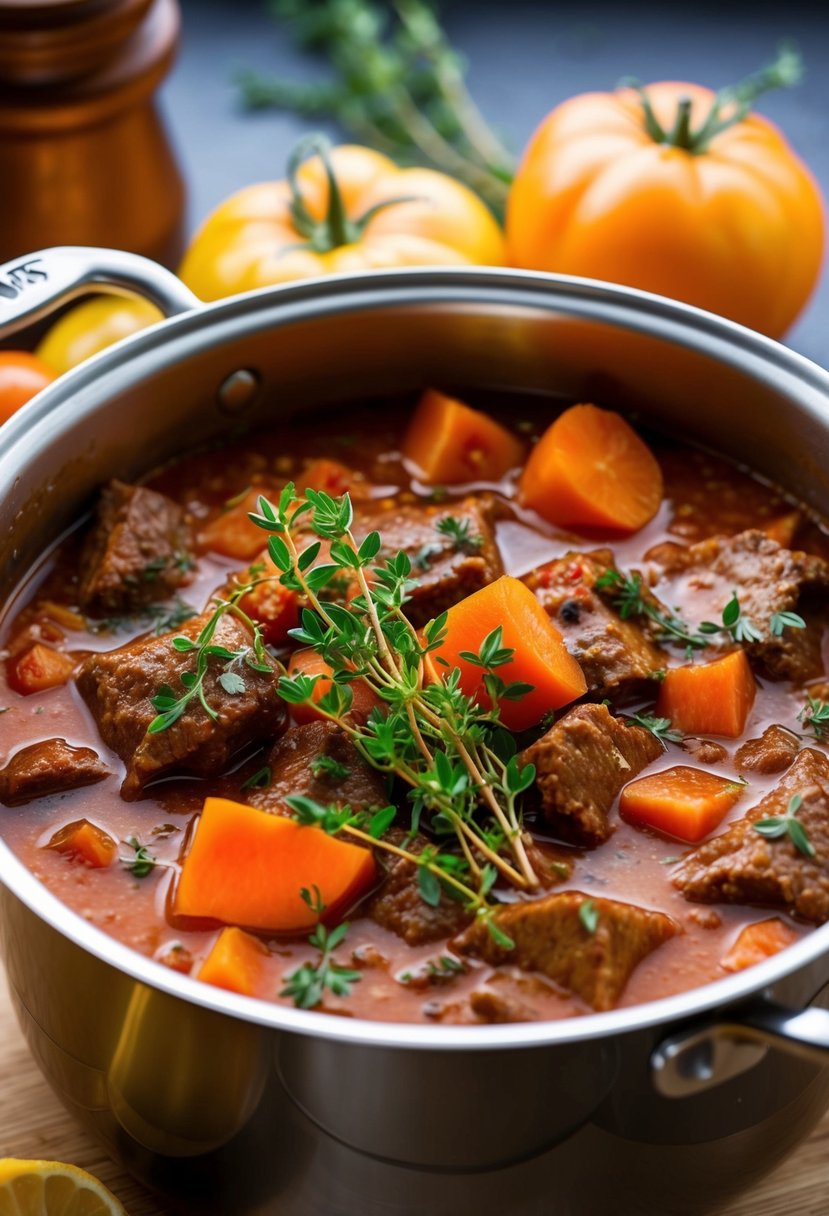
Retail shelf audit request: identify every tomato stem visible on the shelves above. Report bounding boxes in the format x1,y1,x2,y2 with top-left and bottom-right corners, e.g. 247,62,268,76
625,42,803,156
287,132,418,253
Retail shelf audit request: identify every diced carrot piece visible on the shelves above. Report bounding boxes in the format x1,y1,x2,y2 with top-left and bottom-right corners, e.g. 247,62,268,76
620,765,744,843
300,458,371,499
199,927,269,996
763,510,801,548
47,819,117,868
520,403,663,536
721,918,799,973
238,550,299,645
431,574,587,731
656,650,755,739
287,647,380,726
198,488,273,561
39,600,86,631
7,644,76,695
401,389,525,485
175,797,376,933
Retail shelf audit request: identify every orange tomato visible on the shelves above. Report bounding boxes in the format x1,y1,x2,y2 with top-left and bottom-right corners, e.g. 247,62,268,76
0,352,57,424
507,78,824,337
179,137,505,300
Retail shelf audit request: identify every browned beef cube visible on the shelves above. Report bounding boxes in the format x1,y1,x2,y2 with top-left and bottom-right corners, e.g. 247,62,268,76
76,612,285,800
351,495,503,627
0,739,109,807
452,891,677,1012
79,480,194,617
366,829,474,946
681,737,728,766
523,549,668,700
651,530,829,682
735,725,800,775
469,986,534,1023
248,721,387,816
519,703,662,846
673,749,829,924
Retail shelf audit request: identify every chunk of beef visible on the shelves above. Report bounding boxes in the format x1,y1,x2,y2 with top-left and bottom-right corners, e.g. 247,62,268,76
735,725,800,775
453,891,678,1012
523,550,668,700
519,703,662,846
76,612,285,800
0,739,109,807
366,829,474,946
79,480,194,617
469,987,534,1023
351,495,503,627
681,737,729,766
651,530,829,682
673,749,829,924
248,721,387,816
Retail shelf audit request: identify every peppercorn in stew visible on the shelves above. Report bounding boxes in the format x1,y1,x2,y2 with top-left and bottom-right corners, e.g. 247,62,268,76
2,391,828,1023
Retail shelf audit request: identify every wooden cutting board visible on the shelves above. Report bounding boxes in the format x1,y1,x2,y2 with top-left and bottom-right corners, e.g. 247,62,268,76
0,970,826,1216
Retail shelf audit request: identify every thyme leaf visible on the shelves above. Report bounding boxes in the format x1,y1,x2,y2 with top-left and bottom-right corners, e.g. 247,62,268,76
753,793,815,858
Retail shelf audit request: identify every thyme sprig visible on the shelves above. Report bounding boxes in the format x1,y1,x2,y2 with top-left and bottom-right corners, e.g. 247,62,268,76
801,695,829,740
147,580,274,733
280,921,363,1009
119,835,162,878
628,713,684,750
594,569,707,655
249,483,540,922
237,0,514,215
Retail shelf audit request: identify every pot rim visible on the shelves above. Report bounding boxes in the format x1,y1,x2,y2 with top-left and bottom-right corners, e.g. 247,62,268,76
3,263,829,1051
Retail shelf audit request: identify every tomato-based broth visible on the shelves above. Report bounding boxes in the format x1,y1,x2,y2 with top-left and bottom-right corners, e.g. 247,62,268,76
1,393,827,1025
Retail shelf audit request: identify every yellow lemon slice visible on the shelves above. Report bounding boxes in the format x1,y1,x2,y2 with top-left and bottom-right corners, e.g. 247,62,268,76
0,1159,127,1216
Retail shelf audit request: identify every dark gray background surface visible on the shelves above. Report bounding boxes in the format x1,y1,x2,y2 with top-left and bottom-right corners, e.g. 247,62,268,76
166,1,829,362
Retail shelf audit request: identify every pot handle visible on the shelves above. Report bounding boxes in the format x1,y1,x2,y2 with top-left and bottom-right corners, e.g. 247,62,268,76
0,246,199,339
651,997,829,1098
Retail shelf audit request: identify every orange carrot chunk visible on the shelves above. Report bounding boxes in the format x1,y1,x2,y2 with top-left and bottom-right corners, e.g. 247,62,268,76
198,488,273,561
620,765,744,843
432,574,587,731
402,389,525,485
199,926,269,996
763,510,801,548
7,644,75,695
175,797,376,933
721,918,799,973
47,819,117,868
656,649,756,739
287,647,380,726
520,403,663,536
238,549,299,646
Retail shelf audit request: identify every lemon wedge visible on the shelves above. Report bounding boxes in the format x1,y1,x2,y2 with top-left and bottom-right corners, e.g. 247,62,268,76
0,1160,126,1215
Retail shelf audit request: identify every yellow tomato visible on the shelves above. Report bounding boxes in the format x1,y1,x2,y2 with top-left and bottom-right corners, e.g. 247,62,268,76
179,137,505,300
36,295,163,374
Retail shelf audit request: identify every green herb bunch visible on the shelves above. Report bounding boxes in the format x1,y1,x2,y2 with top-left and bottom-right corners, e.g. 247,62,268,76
245,482,541,942
238,0,514,215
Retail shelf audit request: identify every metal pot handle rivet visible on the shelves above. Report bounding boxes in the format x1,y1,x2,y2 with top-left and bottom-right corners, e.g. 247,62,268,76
0,246,199,340
651,999,829,1098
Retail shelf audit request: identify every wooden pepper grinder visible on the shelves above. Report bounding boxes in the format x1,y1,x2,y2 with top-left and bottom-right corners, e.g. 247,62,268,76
0,0,186,268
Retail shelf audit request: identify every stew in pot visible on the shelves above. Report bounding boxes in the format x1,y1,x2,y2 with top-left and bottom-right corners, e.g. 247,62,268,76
2,390,828,1025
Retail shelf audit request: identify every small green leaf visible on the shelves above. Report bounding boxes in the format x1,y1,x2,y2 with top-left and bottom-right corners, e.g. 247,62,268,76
368,805,396,838
579,899,599,934
218,671,246,695
418,865,442,907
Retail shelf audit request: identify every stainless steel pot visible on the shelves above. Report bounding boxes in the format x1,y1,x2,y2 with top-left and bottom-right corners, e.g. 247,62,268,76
3,247,829,1215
